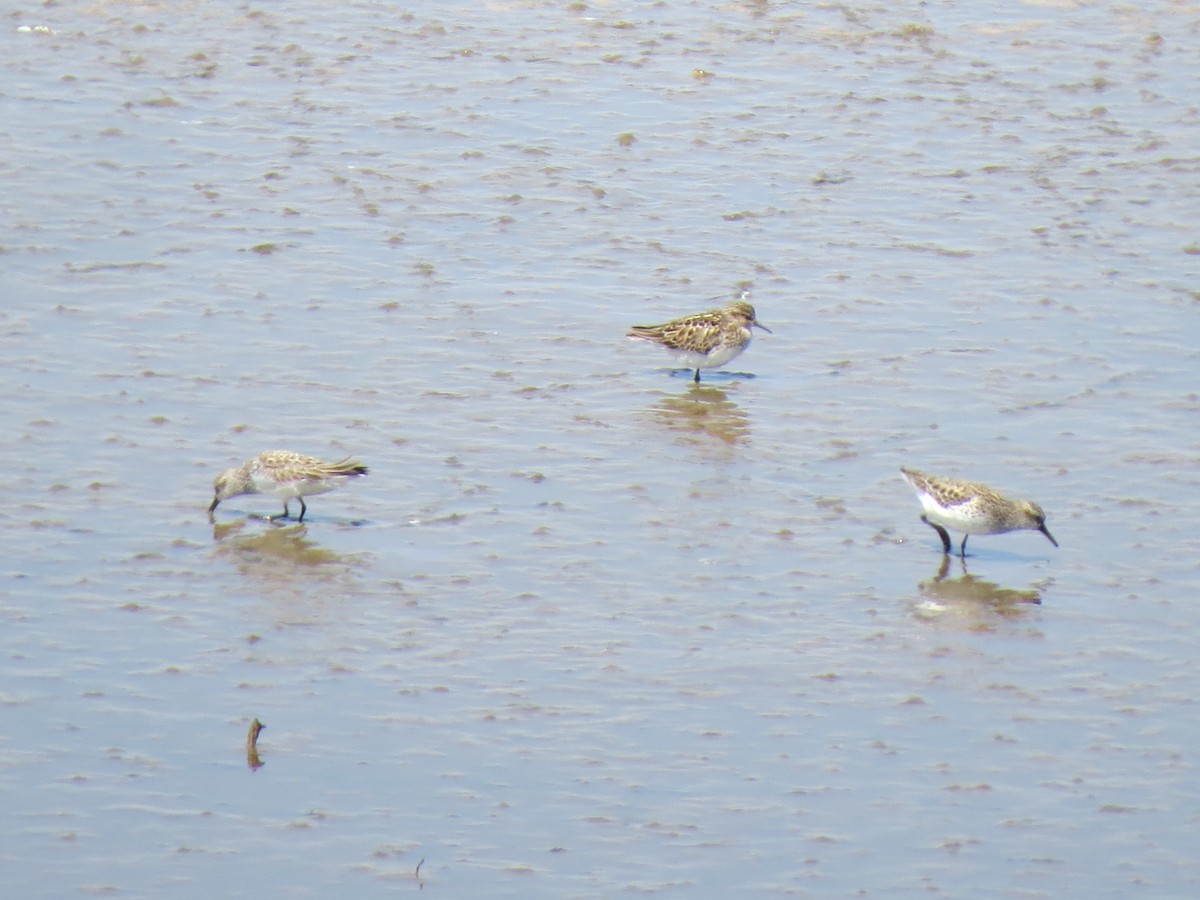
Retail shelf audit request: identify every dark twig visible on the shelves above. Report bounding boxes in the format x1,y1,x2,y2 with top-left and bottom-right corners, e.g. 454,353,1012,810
246,718,265,770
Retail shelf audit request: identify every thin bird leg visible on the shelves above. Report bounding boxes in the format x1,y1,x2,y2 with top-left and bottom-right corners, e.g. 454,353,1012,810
298,497,308,523
693,368,701,384
270,501,291,522
959,535,969,558
920,514,952,554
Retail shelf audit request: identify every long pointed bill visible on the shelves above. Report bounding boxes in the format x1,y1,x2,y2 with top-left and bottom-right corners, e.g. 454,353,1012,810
208,496,221,515
753,321,772,333
1039,524,1059,547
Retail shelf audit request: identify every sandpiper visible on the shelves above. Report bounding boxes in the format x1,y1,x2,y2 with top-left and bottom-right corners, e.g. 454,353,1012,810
900,467,1058,557
209,450,369,523
627,294,771,383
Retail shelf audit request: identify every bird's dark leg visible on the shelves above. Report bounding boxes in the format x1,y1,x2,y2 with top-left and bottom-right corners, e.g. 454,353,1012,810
269,501,291,522
921,515,952,554
297,497,307,523
959,535,969,558
693,368,701,384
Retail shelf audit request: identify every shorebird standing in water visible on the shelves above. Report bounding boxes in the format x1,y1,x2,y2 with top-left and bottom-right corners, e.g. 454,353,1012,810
627,294,771,383
901,467,1058,557
209,450,368,523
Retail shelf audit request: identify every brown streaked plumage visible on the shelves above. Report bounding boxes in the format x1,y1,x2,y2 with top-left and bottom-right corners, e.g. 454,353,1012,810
209,450,369,523
627,296,771,383
900,466,1058,557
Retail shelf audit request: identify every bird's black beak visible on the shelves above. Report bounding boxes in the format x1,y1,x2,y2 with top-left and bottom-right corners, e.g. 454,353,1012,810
753,321,772,334
208,495,220,515
1039,524,1058,548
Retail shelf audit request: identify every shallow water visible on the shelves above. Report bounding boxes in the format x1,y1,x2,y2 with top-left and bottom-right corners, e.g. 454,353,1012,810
3,1,1200,896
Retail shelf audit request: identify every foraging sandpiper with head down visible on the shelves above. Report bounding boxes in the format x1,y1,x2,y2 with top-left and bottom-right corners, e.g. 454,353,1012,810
209,450,369,523
900,467,1058,557
627,293,771,383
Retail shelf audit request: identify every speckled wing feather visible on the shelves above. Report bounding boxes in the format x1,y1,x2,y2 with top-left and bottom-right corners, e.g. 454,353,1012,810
254,450,368,484
315,455,370,478
902,467,997,509
627,310,728,353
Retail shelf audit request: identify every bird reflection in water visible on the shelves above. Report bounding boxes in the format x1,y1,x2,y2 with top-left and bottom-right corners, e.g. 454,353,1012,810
914,556,1044,627
650,384,751,445
211,518,361,585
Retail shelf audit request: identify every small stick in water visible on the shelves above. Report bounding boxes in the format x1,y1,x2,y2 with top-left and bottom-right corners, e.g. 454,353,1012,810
246,718,265,769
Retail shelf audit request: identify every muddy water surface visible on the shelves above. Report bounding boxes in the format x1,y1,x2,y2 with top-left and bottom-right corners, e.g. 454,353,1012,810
3,2,1199,897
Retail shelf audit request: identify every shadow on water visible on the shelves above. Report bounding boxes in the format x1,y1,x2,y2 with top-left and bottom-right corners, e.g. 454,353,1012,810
648,384,751,446
912,556,1045,629
663,368,759,383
